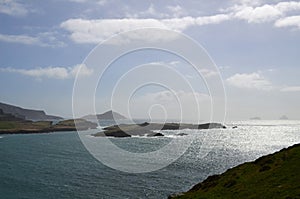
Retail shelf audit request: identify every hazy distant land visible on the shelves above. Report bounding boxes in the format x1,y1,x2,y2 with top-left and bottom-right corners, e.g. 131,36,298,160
0,102,226,136
0,102,97,134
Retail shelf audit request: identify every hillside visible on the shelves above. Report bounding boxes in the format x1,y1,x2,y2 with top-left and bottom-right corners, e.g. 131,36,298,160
170,143,300,199
0,119,97,134
0,102,62,121
82,110,127,120
0,109,25,121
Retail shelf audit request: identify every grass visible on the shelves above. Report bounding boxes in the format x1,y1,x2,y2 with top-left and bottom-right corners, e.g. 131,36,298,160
0,121,51,130
171,144,300,199
0,119,97,133
0,121,18,129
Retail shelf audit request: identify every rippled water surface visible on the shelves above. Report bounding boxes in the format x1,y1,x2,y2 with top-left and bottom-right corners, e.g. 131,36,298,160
1,120,300,198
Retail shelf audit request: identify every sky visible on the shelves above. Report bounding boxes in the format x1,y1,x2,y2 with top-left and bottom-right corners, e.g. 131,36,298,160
0,0,300,121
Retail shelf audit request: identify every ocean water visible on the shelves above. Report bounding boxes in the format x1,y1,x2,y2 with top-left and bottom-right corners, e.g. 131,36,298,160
1,120,300,199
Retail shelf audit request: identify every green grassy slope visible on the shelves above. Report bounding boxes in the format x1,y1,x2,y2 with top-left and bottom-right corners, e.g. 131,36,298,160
170,144,300,199
0,119,97,134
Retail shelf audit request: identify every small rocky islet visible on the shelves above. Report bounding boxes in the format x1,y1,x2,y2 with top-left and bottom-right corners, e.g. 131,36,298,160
93,122,226,138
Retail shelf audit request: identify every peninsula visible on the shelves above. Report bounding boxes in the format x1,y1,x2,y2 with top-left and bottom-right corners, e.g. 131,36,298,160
0,103,97,134
0,118,97,134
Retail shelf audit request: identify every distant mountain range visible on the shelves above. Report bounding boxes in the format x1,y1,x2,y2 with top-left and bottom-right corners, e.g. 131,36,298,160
0,102,63,121
82,110,127,120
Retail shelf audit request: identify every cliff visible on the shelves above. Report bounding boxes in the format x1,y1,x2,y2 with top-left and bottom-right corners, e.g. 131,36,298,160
0,102,63,121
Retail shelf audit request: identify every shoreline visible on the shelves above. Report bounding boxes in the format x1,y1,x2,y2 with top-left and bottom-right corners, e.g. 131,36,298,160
0,119,97,135
169,143,300,198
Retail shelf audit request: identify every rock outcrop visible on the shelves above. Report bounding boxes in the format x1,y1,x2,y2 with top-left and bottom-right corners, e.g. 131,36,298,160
93,122,226,138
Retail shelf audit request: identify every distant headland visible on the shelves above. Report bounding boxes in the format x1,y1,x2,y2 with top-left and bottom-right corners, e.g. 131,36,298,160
82,110,127,120
0,102,62,121
0,102,97,134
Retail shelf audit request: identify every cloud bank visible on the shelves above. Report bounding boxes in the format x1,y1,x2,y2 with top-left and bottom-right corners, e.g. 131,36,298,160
226,72,273,90
59,1,300,44
0,64,93,80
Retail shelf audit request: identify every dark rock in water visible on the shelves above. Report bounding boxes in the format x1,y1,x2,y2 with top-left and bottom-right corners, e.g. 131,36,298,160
232,126,238,129
97,131,131,138
147,132,164,137
197,123,226,129
138,122,150,127
176,133,188,136
250,117,261,120
94,122,226,138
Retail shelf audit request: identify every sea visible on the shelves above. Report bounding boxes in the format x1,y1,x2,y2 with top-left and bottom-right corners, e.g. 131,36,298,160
1,120,300,199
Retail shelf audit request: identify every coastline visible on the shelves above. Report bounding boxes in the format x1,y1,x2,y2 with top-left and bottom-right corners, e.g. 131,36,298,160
169,143,300,199
0,119,97,135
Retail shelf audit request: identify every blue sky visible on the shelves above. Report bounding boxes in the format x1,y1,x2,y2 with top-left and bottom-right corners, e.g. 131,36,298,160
0,0,300,120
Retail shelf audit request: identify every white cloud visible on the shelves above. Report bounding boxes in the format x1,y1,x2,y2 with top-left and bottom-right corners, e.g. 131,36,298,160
68,0,107,5
166,5,186,18
226,72,273,90
71,64,94,78
0,64,93,80
224,1,300,25
275,15,300,28
0,0,28,16
61,15,230,44
60,1,300,45
0,32,65,47
61,18,166,44
0,34,41,45
234,4,282,23
126,4,169,19
231,0,265,7
125,4,186,19
280,86,300,92
275,1,300,13
143,61,218,79
199,69,219,78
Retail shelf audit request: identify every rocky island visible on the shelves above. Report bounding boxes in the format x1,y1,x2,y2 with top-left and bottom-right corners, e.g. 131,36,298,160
169,143,300,199
93,122,226,137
